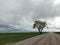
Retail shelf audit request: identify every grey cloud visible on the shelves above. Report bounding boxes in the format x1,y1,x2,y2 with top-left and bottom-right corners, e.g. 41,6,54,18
32,0,58,20
0,0,60,29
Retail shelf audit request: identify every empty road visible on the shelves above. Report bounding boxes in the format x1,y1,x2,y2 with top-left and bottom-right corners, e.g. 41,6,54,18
7,33,60,45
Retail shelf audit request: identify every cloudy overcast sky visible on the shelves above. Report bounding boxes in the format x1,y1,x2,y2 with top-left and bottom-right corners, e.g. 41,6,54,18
0,0,60,31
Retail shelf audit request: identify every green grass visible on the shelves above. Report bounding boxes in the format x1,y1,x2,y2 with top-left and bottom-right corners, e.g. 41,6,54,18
54,32,60,34
0,32,46,45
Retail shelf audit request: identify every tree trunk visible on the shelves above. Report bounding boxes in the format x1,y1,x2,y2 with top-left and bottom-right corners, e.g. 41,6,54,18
41,30,42,34
41,28,43,34
38,29,41,34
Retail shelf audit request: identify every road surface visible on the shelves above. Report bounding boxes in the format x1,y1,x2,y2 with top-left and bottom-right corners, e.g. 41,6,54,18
7,33,60,45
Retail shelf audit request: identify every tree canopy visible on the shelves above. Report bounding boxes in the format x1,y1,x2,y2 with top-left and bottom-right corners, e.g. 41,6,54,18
33,20,47,34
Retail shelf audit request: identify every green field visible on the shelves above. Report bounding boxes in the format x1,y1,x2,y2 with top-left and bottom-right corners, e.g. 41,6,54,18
0,32,46,45
54,32,60,34
0,32,38,45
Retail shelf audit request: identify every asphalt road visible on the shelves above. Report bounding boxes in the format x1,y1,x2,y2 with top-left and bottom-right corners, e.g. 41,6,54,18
7,33,60,45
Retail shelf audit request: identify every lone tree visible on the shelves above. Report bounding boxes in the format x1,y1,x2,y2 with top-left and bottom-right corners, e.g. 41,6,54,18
33,20,47,34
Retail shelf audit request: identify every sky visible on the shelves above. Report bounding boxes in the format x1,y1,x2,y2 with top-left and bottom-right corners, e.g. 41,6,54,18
0,0,60,32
